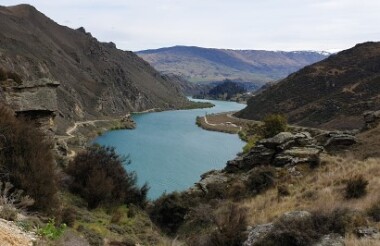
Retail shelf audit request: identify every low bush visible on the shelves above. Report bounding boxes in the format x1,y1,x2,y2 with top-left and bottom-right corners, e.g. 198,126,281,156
66,145,148,209
247,166,276,195
0,105,58,212
367,201,380,222
344,175,368,199
38,218,67,240
209,203,247,246
61,207,77,227
255,208,367,246
149,192,190,234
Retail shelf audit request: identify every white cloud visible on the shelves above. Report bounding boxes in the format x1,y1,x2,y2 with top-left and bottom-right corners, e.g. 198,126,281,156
0,0,379,51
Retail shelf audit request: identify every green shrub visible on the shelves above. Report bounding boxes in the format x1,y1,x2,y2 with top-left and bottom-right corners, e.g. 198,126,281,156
0,105,58,212
38,218,66,240
262,114,288,138
150,192,190,234
247,166,276,195
66,145,148,209
345,175,368,199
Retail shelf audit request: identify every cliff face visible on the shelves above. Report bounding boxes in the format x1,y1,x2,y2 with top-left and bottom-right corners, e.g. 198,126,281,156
236,42,380,130
0,4,189,133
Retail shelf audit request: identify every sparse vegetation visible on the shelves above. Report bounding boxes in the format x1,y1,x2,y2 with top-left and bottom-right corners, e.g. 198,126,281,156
38,218,67,240
345,175,369,199
66,145,149,209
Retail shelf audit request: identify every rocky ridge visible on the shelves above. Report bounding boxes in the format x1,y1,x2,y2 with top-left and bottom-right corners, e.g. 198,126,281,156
236,42,380,130
0,4,190,133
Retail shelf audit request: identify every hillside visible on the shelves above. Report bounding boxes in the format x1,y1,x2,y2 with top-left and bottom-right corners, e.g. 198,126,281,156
236,42,380,130
0,4,190,133
136,46,329,85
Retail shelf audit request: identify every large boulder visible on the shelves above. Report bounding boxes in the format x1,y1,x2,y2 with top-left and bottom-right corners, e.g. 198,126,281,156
243,223,274,246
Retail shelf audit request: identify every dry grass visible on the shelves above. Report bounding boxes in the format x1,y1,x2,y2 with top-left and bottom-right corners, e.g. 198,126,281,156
345,234,380,246
242,154,380,226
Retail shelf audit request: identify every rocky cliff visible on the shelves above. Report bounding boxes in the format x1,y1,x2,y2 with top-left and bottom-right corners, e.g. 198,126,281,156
236,42,380,130
0,4,190,133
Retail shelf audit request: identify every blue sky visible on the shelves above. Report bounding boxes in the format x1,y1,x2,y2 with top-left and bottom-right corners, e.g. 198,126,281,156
1,0,379,52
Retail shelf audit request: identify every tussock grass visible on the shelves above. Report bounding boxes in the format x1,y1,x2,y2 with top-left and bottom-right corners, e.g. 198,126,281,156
242,154,380,226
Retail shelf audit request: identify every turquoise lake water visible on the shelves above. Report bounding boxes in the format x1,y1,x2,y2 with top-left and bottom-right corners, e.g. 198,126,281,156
95,99,246,199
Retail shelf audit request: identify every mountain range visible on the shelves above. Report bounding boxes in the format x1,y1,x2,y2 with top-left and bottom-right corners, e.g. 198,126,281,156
236,42,380,130
0,4,190,132
137,46,329,86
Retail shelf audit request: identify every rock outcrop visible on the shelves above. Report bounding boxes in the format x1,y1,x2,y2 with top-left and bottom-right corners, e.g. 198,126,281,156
226,130,357,172
226,132,323,172
1,78,59,136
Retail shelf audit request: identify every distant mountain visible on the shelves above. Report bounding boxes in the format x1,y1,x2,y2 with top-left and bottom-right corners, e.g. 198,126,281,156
236,42,380,130
137,46,329,86
0,4,190,132
194,80,247,101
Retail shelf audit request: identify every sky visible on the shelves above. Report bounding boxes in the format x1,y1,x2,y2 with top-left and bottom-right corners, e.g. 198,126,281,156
1,0,379,52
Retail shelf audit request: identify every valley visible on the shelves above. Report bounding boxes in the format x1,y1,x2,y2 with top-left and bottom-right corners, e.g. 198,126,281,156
0,2,379,246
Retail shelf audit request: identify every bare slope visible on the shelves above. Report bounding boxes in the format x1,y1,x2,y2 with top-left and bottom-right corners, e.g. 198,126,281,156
137,46,329,85
0,4,190,132
236,42,380,130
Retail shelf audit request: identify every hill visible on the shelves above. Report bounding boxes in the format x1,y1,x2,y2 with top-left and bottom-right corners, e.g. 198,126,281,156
136,46,329,86
236,42,380,130
0,4,190,133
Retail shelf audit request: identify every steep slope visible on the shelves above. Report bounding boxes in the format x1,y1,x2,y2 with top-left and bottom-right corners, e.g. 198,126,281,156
0,4,190,132
137,46,329,85
236,42,380,130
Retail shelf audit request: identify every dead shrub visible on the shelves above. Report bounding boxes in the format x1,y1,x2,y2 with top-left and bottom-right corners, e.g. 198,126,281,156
61,207,77,227
344,175,368,199
209,203,248,246
367,201,380,222
247,166,276,195
0,105,58,212
149,192,190,234
66,145,148,209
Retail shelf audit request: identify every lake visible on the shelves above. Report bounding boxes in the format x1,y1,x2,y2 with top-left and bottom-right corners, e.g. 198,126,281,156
95,99,246,199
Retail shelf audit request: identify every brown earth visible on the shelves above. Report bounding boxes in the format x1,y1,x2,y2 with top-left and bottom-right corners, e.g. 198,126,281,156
236,42,380,130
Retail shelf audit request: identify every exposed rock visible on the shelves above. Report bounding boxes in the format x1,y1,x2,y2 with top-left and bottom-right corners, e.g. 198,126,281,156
273,146,323,167
227,132,324,172
226,145,275,171
355,226,380,239
363,110,380,130
324,133,357,149
258,132,296,149
243,223,274,246
1,78,59,136
312,233,344,246
280,210,312,222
